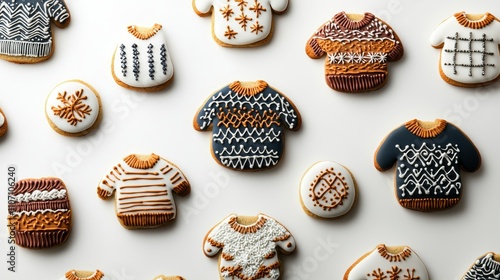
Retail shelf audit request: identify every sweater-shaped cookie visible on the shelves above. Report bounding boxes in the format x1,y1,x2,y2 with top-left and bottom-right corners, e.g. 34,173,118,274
61,270,111,280
344,244,429,280
374,119,481,211
192,0,288,47
112,24,174,92
97,153,190,229
430,12,500,87
0,107,7,137
306,12,404,92
0,0,70,63
7,177,72,249
462,253,500,280
203,213,296,280
193,80,301,171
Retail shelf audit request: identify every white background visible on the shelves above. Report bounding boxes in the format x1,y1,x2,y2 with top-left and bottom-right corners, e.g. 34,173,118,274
0,0,499,279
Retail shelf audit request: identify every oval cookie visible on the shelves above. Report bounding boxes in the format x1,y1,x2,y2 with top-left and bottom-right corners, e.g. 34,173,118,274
300,161,356,219
112,23,175,92
45,80,102,137
7,177,72,249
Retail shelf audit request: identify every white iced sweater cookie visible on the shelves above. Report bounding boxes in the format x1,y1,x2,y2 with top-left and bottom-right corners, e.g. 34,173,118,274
112,24,174,91
193,0,288,47
344,245,429,280
204,213,296,280
430,12,500,86
97,153,190,229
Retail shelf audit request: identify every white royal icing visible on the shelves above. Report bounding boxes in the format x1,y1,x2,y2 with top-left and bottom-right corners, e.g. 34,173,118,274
112,24,174,89
13,189,67,203
194,0,288,46
345,245,429,280
0,111,4,127
204,214,295,280
45,81,100,134
12,208,69,217
430,13,500,84
300,161,356,219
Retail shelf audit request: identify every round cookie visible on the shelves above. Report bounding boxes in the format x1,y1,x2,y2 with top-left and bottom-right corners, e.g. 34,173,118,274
299,161,356,219
192,0,289,47
7,177,72,249
111,23,175,92
45,80,102,137
0,0,71,64
0,107,7,137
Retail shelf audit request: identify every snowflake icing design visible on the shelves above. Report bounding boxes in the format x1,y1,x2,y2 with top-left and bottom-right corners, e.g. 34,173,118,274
249,0,267,18
225,26,238,39
51,89,92,126
250,21,264,34
220,4,234,20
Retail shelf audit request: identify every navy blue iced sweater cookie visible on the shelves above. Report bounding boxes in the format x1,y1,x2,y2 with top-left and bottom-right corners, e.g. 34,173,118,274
193,80,301,171
374,119,481,211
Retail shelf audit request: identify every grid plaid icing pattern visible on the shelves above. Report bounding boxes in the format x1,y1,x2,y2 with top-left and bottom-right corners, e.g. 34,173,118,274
444,32,495,77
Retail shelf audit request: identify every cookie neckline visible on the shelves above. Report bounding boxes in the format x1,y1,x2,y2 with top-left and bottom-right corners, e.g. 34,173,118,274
376,244,412,262
123,153,160,169
127,23,163,40
454,12,496,29
65,270,104,280
229,80,268,96
405,119,447,138
334,12,375,30
228,214,267,233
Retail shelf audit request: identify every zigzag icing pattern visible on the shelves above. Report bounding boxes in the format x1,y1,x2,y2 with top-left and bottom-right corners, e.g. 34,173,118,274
0,0,69,57
217,145,280,169
396,143,461,197
463,253,500,280
11,208,69,216
313,17,398,43
198,90,298,130
13,189,67,203
213,127,281,144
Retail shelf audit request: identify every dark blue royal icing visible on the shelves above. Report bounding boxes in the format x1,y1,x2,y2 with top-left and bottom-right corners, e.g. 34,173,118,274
194,81,300,171
375,119,481,211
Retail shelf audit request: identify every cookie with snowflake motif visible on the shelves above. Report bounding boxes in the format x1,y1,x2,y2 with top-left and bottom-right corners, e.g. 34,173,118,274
374,119,481,211
111,23,175,92
344,244,430,280
0,0,70,63
430,12,500,87
45,80,102,137
192,0,288,47
299,161,357,219
203,213,296,280
0,107,7,137
306,12,404,92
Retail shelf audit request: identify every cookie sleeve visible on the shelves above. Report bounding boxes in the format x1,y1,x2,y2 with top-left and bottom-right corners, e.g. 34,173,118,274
305,34,325,59
385,24,404,62
97,163,122,199
193,92,220,131
448,123,481,172
374,130,400,171
47,0,71,27
192,0,213,16
270,219,296,253
269,0,288,13
159,159,191,196
203,219,226,257
429,16,451,48
273,88,301,131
